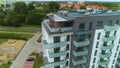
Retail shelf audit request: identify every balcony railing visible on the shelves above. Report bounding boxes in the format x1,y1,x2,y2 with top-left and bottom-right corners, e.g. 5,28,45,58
116,62,120,67
99,53,112,58
72,48,88,57
100,44,114,50
73,40,90,47
44,60,66,68
43,19,73,33
104,24,119,31
102,35,116,42
43,41,67,49
72,57,87,66
48,51,67,58
98,60,109,66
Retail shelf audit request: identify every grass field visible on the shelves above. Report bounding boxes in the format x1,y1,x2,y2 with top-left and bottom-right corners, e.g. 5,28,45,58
0,39,8,44
0,33,34,40
0,62,12,68
33,53,43,68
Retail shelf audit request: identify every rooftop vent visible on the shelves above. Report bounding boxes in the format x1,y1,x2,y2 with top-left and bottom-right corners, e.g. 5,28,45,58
48,13,54,17
107,10,112,14
59,11,68,16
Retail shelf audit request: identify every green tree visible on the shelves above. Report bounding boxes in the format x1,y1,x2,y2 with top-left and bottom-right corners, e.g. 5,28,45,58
47,2,60,12
0,12,5,25
80,6,86,9
26,11,41,25
27,3,35,11
14,2,27,14
12,15,22,27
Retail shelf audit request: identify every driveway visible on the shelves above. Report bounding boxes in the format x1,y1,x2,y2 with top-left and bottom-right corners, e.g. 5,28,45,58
10,31,43,68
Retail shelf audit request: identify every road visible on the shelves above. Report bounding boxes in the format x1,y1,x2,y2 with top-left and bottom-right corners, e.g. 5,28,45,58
10,31,43,68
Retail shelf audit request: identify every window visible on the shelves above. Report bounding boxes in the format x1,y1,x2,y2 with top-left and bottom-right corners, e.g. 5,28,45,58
116,20,119,24
112,41,114,44
66,61,68,66
96,42,99,48
116,46,119,51
97,21,102,26
105,31,110,37
89,22,92,30
92,65,95,68
79,23,85,29
66,44,69,51
54,36,60,43
66,53,69,59
54,66,60,68
114,31,117,35
66,35,70,41
108,20,112,26
113,59,115,64
97,33,101,40
93,58,96,63
54,47,60,53
54,57,60,62
119,39,120,44
94,50,97,56
114,53,117,58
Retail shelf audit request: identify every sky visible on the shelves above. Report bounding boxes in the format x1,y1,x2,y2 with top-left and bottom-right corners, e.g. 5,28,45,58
29,0,120,2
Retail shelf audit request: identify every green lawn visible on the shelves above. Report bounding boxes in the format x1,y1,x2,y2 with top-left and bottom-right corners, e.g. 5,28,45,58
0,62,12,68
21,24,41,28
0,39,8,44
33,53,44,68
0,30,35,33
0,33,34,40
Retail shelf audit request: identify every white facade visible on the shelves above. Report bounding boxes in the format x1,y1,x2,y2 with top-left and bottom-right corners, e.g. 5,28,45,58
90,27,120,68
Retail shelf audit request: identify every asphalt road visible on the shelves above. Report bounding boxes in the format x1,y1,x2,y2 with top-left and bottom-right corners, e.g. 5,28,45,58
10,31,43,68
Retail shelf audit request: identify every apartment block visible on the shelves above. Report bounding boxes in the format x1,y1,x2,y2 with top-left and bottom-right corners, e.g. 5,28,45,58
42,10,120,68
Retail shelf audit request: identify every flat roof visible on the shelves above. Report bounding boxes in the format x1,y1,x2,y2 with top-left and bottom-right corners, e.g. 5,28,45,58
51,14,68,22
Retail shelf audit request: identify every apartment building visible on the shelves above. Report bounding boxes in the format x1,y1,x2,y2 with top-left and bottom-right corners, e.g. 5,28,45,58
41,9,120,68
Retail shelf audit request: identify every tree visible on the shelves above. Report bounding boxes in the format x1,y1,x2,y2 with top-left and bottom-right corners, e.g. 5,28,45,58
47,2,60,12
0,12,5,25
12,15,22,27
14,2,27,14
27,3,35,11
80,6,86,9
26,11,41,25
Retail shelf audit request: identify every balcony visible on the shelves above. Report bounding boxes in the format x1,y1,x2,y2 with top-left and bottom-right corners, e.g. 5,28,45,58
116,62,120,67
43,20,73,34
100,44,114,50
72,48,88,57
99,53,112,58
43,41,67,49
104,24,119,31
72,57,87,66
98,60,109,66
44,60,66,68
102,35,116,42
48,51,67,58
73,40,90,47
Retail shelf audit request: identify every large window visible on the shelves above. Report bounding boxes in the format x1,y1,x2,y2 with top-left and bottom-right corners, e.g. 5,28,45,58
89,22,92,30
54,47,60,53
54,36,60,43
108,20,112,26
105,31,110,37
54,57,60,62
66,35,70,41
97,33,101,40
79,23,85,29
97,21,102,26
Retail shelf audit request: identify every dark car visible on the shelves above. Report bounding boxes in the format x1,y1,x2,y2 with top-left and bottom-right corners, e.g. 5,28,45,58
26,58,34,61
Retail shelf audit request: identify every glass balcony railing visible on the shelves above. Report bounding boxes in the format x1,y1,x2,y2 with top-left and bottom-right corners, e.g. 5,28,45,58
116,62,120,67
73,40,90,47
44,60,66,68
72,48,88,57
98,60,109,66
43,41,67,49
102,35,116,42
72,57,87,66
48,51,67,58
100,44,114,50
99,53,112,58
104,24,119,31
43,19,73,33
